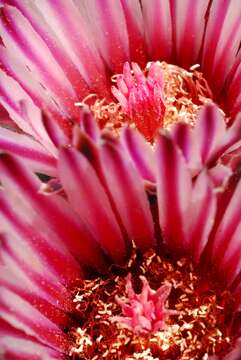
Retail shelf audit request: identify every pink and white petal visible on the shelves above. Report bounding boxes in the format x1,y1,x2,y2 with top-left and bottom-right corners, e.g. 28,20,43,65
169,0,209,67
211,178,241,277
0,233,74,314
120,0,147,65
219,221,241,285
3,0,91,98
0,319,65,360
0,153,108,272
79,109,100,142
32,0,108,96
208,164,232,191
0,127,57,175
202,0,241,93
0,6,79,116
0,288,69,352
41,111,70,148
0,70,36,135
121,127,156,183
0,193,82,290
100,136,155,250
171,122,192,163
186,171,217,262
142,0,173,61
78,0,130,73
0,71,57,155
194,104,226,165
0,268,71,330
156,131,192,251
59,147,126,264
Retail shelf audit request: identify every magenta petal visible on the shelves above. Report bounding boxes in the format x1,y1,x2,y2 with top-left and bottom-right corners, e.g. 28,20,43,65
0,287,69,352
141,0,172,61
0,6,79,115
211,179,241,284
30,0,108,96
202,0,241,93
194,104,226,165
121,127,155,182
100,136,155,250
0,154,107,272
186,171,217,262
0,319,65,360
0,127,57,176
80,0,130,72
170,0,208,67
120,0,146,64
208,164,232,190
59,147,126,263
156,131,192,251
0,234,73,314
79,110,100,142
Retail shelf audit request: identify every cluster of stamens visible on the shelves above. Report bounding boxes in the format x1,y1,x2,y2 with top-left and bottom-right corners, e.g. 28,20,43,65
76,61,214,141
69,249,233,359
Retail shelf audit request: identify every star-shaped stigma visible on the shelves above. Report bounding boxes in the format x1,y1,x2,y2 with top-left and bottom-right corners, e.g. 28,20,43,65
112,274,179,334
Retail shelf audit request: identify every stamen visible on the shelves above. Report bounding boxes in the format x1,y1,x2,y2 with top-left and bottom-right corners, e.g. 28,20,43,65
77,61,216,142
69,249,234,359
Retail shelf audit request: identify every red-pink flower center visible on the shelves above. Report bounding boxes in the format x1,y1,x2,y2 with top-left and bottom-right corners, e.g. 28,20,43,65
112,62,166,141
113,274,178,334
78,61,215,142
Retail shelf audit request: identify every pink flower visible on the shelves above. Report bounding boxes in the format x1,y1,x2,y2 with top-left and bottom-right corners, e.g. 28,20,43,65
0,1,241,359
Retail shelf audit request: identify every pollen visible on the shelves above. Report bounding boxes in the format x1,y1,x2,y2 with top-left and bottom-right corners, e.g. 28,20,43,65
76,61,214,142
69,249,234,359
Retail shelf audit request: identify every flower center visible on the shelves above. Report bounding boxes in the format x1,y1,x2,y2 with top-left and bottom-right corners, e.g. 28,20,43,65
77,61,214,142
69,249,234,359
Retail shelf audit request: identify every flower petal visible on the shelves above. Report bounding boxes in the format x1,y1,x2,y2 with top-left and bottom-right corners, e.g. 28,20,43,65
0,319,65,360
0,153,108,272
100,134,155,250
141,0,172,61
0,287,69,352
121,127,155,182
0,127,57,176
202,0,241,93
156,131,192,251
59,147,126,263
170,0,208,66
186,171,216,262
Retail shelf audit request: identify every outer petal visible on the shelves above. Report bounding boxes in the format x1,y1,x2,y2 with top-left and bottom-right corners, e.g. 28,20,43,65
120,0,147,64
0,6,79,116
59,147,126,264
193,104,226,165
0,153,108,272
142,0,172,61
3,0,91,98
210,178,241,285
169,0,209,66
100,135,155,250
0,287,69,352
72,0,129,73
0,319,65,360
156,131,192,251
0,127,57,175
202,0,241,93
186,171,216,262
121,127,156,182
